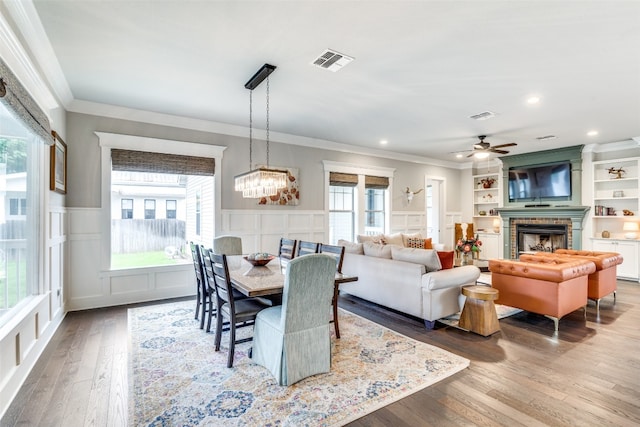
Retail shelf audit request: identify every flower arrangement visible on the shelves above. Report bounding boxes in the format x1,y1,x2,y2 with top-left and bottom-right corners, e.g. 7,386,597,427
456,235,482,254
480,177,495,188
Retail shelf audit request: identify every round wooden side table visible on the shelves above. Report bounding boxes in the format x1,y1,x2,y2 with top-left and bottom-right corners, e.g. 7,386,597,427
459,285,500,336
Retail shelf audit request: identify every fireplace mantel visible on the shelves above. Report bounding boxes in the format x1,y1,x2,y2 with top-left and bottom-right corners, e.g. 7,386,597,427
496,206,590,258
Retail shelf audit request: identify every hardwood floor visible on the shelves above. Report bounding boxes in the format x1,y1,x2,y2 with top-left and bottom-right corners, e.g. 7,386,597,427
2,281,639,426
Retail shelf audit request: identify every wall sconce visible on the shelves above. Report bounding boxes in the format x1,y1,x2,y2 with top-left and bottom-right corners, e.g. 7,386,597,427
623,221,639,239
405,187,423,204
493,218,501,233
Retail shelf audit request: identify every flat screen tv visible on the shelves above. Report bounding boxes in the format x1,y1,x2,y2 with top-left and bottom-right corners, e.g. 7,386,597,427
508,162,572,201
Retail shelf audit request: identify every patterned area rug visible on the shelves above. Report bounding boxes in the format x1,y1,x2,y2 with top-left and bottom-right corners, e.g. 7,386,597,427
129,300,470,426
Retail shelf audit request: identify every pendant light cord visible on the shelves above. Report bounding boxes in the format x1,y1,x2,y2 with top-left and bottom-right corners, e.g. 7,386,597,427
249,90,253,170
266,76,270,167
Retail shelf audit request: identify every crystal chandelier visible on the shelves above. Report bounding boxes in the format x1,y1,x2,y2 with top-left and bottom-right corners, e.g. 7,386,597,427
234,64,287,198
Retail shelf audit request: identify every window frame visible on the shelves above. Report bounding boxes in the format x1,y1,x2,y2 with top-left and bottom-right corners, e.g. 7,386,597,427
143,198,156,219
166,199,177,219
121,198,133,219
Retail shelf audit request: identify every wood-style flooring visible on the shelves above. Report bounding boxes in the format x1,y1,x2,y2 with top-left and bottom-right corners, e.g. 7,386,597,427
2,279,639,426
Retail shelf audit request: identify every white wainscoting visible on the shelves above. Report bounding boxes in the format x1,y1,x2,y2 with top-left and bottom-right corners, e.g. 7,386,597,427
390,211,427,235
66,208,193,311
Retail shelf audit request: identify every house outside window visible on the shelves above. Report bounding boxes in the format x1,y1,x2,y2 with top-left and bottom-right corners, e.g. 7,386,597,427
144,199,156,219
9,198,26,216
166,199,177,219
121,198,133,219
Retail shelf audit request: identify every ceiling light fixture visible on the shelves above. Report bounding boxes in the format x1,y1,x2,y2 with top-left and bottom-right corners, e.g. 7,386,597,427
536,135,557,141
380,139,388,145
234,64,287,199
474,151,490,159
587,130,599,137
469,111,496,121
527,96,541,104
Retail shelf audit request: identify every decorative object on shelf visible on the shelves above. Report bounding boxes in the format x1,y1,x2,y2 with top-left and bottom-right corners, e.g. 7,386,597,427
456,234,482,255
601,230,610,238
613,190,624,197
404,187,423,204
479,210,486,216
493,218,501,233
623,222,639,239
608,167,626,179
623,209,634,216
234,63,288,198
480,177,495,188
481,193,494,203
258,167,300,205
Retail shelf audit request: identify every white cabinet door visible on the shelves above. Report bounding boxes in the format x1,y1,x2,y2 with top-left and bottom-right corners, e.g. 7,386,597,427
477,232,500,260
592,239,639,281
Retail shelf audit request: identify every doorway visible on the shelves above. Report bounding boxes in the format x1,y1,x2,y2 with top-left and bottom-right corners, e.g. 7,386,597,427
425,176,445,245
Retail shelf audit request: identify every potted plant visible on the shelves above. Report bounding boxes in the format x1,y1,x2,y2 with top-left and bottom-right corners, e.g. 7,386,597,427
481,177,495,189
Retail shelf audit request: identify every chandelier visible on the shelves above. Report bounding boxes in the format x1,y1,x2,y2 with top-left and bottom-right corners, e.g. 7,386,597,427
234,64,287,198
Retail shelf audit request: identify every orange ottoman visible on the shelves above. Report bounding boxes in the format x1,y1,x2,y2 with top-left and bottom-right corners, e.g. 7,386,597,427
488,257,595,332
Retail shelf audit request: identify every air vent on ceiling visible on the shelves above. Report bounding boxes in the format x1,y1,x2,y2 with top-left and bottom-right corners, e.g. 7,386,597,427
311,49,354,72
536,135,557,141
469,111,496,121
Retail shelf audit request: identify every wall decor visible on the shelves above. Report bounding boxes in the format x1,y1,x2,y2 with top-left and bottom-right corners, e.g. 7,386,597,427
258,167,299,206
50,130,67,194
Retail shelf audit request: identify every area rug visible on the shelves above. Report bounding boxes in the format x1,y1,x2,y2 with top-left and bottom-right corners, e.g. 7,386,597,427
439,304,523,330
129,300,469,426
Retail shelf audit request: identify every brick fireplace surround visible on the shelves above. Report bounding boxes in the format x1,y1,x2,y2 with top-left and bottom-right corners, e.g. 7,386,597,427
497,206,590,259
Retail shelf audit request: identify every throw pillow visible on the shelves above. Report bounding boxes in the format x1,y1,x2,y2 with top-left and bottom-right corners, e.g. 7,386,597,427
390,246,442,272
401,232,422,247
405,237,433,249
437,251,454,269
383,232,404,246
338,239,364,255
363,242,393,258
357,234,386,244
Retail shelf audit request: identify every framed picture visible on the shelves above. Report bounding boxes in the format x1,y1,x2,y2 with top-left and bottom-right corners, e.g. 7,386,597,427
50,130,67,194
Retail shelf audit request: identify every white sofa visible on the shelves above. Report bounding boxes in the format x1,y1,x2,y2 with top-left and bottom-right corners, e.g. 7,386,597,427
340,248,481,329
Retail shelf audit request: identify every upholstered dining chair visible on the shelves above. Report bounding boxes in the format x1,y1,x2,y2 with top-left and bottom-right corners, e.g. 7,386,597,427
251,254,336,386
213,235,243,256
189,242,207,328
278,238,297,266
296,240,320,258
209,251,270,368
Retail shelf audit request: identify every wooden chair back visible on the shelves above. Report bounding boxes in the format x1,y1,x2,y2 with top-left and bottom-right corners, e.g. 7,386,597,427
319,243,346,273
278,238,297,262
296,241,320,257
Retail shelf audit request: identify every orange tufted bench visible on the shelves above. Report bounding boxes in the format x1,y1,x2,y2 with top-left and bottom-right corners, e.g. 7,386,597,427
488,257,596,332
520,250,623,312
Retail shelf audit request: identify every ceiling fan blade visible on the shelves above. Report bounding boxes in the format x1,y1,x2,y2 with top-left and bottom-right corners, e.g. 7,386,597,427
491,143,517,149
466,152,476,158
490,149,510,154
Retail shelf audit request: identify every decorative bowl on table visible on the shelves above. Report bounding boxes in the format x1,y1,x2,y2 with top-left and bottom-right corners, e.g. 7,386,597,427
244,253,275,266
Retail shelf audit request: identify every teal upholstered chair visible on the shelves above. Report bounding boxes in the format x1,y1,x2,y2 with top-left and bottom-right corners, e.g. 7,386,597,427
251,254,336,386
213,235,243,256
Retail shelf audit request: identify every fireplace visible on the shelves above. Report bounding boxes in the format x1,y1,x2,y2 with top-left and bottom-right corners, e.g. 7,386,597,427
516,223,568,255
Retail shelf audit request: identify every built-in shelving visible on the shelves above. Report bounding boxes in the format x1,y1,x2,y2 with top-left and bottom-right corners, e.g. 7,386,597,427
472,171,502,259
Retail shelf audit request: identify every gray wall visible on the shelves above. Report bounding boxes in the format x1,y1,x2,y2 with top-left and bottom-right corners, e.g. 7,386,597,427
66,111,463,213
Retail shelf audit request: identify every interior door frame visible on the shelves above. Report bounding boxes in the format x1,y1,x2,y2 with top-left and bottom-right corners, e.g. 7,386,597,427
424,175,446,246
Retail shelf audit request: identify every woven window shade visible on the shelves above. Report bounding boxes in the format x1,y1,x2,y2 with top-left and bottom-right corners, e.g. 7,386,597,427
365,175,389,189
329,172,358,187
111,149,215,176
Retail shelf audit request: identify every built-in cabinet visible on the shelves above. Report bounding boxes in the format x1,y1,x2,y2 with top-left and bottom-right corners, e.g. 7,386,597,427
591,157,640,281
472,170,502,259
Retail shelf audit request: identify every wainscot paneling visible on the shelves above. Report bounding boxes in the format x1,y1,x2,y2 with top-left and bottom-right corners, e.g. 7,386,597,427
391,211,426,234
66,208,193,311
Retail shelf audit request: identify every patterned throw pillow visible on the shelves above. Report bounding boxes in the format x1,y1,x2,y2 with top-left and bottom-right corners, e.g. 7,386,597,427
406,237,426,249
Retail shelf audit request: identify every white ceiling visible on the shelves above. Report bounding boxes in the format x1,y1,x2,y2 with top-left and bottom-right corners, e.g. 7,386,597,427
18,1,640,163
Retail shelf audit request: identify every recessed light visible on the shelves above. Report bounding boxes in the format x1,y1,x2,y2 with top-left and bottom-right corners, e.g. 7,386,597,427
527,96,541,104
456,153,463,158
587,130,599,137
379,139,388,145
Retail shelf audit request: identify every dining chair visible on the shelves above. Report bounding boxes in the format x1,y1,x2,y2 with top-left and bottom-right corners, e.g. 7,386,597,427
278,238,297,265
189,242,207,329
213,235,243,255
319,243,346,338
251,254,336,386
296,240,320,257
209,251,271,368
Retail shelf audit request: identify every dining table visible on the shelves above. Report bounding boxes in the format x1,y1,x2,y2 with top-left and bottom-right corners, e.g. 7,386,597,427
226,255,358,338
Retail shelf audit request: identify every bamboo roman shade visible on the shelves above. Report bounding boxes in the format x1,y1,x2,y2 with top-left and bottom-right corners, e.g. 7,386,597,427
0,57,52,144
364,175,389,189
111,149,215,176
329,172,358,187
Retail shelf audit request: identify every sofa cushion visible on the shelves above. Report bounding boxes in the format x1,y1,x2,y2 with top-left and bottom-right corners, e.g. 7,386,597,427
383,232,404,246
391,246,442,272
363,242,393,258
357,234,385,244
338,239,364,254
405,237,433,249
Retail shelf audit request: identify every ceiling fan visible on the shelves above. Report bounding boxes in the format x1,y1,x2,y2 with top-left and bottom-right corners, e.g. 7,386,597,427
467,135,517,158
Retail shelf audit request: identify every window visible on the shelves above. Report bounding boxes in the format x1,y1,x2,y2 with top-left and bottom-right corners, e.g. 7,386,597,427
144,199,156,219
365,188,385,235
329,186,355,244
195,191,201,236
166,200,177,219
0,101,42,324
121,198,133,219
108,147,216,269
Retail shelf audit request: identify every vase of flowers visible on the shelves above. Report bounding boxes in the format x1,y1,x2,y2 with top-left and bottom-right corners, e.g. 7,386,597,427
456,235,482,264
481,177,495,189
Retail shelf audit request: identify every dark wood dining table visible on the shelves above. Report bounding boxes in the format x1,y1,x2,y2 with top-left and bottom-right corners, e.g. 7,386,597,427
226,255,358,338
